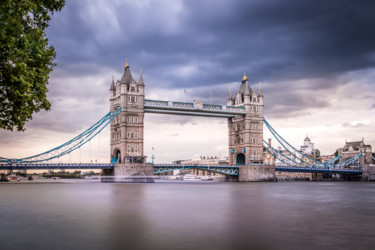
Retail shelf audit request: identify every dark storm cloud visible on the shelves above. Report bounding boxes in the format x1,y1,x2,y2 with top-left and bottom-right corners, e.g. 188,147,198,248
47,0,375,87
28,0,375,133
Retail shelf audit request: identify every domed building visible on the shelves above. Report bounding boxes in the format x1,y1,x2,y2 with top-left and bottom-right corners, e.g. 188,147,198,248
300,135,314,155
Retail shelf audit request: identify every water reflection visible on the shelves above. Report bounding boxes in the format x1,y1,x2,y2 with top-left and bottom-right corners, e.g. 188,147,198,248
0,182,374,249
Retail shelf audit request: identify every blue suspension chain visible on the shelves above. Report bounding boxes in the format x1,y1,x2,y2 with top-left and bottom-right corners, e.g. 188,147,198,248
0,107,121,164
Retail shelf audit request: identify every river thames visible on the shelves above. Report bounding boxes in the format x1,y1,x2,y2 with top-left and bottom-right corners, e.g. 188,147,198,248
0,181,374,250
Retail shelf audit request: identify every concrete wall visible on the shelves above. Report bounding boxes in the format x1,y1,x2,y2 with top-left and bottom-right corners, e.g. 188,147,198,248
238,165,276,182
366,164,375,181
101,163,154,183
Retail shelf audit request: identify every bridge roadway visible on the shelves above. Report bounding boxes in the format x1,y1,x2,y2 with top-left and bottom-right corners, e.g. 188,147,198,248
0,163,362,175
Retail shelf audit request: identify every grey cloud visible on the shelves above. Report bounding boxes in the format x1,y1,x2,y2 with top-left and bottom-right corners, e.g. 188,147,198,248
20,0,373,135
342,122,368,128
46,0,375,89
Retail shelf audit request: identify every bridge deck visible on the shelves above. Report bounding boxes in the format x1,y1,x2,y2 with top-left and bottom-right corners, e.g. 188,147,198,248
0,163,362,175
0,163,114,170
144,99,247,118
275,166,362,174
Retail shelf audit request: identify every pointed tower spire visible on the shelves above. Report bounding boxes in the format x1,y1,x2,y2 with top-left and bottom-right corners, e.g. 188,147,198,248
138,69,144,86
244,81,250,96
228,86,232,100
258,82,264,97
242,72,248,82
110,75,115,91
121,57,134,84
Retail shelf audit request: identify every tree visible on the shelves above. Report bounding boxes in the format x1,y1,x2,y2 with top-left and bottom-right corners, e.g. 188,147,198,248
0,0,65,131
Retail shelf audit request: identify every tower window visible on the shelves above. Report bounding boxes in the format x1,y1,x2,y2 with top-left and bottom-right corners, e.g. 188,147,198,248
131,87,135,92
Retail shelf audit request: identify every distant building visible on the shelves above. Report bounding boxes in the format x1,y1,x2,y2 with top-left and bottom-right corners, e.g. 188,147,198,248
172,154,229,176
274,136,323,180
300,136,314,155
300,135,320,161
263,138,275,165
337,138,375,181
320,154,335,163
176,154,229,165
274,146,298,167
338,138,373,165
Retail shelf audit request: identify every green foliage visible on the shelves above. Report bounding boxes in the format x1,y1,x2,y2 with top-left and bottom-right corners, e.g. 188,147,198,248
0,0,65,131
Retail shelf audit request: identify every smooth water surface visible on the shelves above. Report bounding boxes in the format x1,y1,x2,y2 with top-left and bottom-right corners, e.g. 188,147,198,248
1,181,374,250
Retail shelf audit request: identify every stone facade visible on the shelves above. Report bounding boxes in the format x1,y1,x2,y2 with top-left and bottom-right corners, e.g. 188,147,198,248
102,163,154,183
239,165,276,182
109,60,146,164
338,139,374,181
227,73,264,165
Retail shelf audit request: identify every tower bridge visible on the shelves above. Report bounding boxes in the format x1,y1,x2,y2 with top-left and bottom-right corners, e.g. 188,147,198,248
103,60,273,181
1,59,372,181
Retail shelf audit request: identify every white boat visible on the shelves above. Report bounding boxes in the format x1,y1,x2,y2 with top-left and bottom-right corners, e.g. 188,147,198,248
7,175,20,182
183,174,200,181
201,176,213,181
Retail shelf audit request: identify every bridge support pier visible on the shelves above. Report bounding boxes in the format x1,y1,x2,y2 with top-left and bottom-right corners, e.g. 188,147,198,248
238,165,277,182
101,163,154,183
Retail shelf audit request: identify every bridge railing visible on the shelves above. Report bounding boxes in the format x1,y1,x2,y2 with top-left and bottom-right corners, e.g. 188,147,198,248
144,99,246,114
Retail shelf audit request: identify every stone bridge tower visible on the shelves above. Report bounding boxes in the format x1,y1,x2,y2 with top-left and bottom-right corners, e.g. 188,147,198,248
109,59,145,164
227,73,264,165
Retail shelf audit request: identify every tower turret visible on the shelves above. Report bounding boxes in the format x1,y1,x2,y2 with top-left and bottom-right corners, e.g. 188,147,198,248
110,59,145,164
244,81,251,104
121,58,134,85
138,69,144,86
227,86,233,106
228,72,264,165
110,76,115,94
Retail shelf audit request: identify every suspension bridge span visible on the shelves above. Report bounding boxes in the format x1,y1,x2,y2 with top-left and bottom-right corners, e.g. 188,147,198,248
1,61,372,181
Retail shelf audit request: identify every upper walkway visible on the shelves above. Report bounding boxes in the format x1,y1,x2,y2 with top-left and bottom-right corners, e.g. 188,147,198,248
144,99,247,118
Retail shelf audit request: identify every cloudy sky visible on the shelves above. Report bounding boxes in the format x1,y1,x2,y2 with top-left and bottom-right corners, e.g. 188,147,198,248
1,0,375,163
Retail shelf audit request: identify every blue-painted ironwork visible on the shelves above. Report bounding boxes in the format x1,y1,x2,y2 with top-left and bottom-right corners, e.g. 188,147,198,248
372,156,375,162
263,140,307,167
144,99,246,118
0,163,114,170
263,140,362,171
154,164,239,175
263,119,363,170
334,154,362,168
323,154,342,165
0,108,121,164
264,119,318,166
275,166,362,174
0,161,363,176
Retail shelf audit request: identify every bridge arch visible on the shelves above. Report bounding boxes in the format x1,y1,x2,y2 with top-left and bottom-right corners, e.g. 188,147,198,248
236,153,245,165
112,149,121,163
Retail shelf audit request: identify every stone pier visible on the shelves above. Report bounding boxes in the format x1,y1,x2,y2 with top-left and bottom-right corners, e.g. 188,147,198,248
101,163,154,183
238,165,277,182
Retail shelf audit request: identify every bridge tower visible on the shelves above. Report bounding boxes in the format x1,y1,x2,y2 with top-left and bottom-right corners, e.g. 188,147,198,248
227,73,264,165
109,59,146,164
